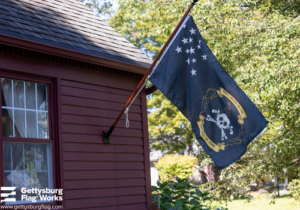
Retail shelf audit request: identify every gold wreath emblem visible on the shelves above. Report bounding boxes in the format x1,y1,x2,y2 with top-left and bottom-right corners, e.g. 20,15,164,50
197,88,247,152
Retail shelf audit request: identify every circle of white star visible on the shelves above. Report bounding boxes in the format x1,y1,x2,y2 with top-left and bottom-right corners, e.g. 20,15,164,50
197,44,201,49
189,38,193,43
202,54,207,60
183,24,187,28
199,39,202,44
185,49,190,54
192,58,196,63
191,69,197,76
186,58,190,65
182,38,188,44
190,28,196,35
190,47,195,54
175,46,182,53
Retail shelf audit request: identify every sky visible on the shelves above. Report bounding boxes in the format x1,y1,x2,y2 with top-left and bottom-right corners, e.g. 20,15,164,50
82,0,119,20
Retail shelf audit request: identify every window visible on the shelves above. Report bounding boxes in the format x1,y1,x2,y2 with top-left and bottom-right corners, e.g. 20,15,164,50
1,76,56,205
2,79,49,138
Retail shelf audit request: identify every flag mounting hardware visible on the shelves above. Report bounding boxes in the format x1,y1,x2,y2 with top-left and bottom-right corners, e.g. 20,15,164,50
102,0,199,144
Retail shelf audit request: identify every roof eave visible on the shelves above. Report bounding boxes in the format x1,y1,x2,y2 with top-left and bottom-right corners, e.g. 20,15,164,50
0,32,149,75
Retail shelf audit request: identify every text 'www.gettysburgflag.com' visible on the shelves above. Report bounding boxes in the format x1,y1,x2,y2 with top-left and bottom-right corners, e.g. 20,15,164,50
1,204,63,210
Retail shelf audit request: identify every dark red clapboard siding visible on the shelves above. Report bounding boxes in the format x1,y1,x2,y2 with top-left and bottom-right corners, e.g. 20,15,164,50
63,152,145,162
61,80,139,97
59,77,147,209
62,124,143,137
63,143,144,153
61,86,141,105
64,161,145,170
2,52,150,209
62,114,143,129
65,187,146,199
64,170,145,180
61,105,142,121
62,133,143,145
65,195,146,209
61,95,142,113
66,203,147,210
64,178,146,190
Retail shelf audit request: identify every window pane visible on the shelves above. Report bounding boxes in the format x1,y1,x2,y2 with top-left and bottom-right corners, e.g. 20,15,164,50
13,80,25,108
6,171,23,189
11,171,24,201
3,142,53,203
2,109,14,137
4,172,12,187
12,143,24,170
26,111,37,138
4,172,14,202
37,172,49,190
4,142,12,170
24,172,38,198
1,78,12,107
26,82,36,109
25,172,37,189
38,112,49,139
14,110,25,138
25,143,35,171
37,84,48,111
36,144,49,170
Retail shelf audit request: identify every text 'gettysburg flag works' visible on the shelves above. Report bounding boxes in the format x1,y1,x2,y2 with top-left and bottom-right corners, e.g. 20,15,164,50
149,15,268,169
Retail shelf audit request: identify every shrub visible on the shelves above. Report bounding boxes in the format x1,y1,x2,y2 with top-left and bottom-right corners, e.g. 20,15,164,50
155,154,198,182
152,177,211,210
288,179,300,201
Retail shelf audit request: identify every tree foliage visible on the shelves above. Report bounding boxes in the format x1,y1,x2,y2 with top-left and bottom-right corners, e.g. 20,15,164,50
147,92,197,155
152,177,212,210
288,179,300,201
155,154,198,182
110,0,300,201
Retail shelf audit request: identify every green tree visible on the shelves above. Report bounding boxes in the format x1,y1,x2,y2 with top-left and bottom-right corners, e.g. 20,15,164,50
147,92,197,155
110,0,300,201
152,177,211,210
155,154,198,182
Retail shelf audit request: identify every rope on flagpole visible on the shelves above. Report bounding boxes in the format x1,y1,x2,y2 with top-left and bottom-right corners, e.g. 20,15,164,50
124,81,147,128
124,107,129,128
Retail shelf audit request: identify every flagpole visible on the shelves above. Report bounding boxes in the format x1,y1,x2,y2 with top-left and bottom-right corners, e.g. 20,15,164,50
103,0,198,143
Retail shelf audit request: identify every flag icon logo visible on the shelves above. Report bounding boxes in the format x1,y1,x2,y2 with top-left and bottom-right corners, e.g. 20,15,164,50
1,187,17,203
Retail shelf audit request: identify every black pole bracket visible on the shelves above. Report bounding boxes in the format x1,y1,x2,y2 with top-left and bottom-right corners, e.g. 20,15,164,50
103,130,110,144
103,126,115,144
192,0,198,5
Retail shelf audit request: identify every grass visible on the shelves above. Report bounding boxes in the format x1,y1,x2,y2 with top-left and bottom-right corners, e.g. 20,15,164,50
226,197,300,210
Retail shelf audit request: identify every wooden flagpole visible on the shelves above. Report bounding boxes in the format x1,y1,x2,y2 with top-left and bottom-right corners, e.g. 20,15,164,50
103,0,198,143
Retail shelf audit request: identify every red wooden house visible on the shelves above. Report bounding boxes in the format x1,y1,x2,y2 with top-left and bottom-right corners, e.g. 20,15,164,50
0,0,153,209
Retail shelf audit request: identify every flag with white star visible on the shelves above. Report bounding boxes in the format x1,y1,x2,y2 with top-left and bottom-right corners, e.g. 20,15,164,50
149,15,268,170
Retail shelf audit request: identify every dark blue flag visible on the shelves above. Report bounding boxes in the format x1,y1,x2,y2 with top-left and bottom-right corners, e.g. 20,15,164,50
149,15,268,170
